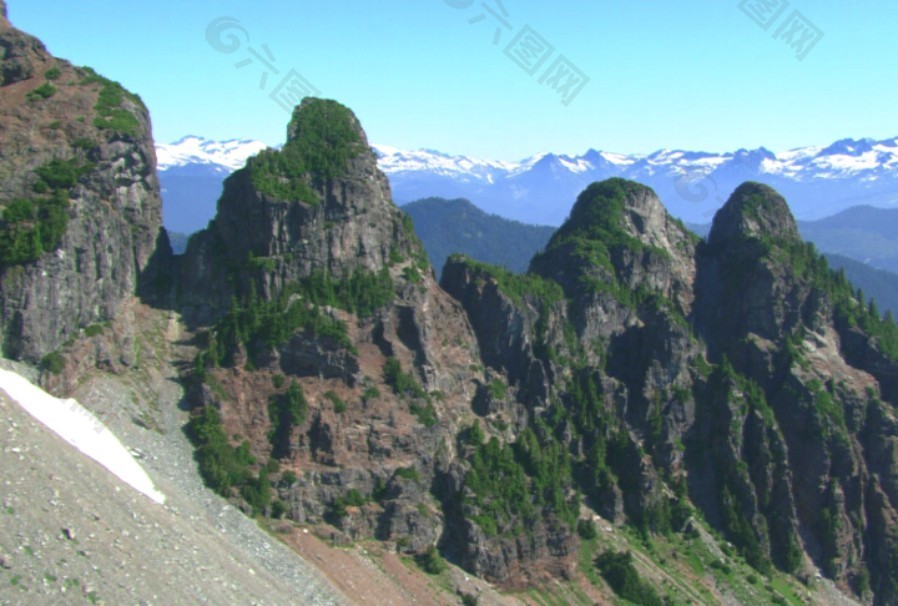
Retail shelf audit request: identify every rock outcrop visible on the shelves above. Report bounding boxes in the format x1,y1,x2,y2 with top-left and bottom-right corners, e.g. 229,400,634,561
441,179,898,602
0,10,169,362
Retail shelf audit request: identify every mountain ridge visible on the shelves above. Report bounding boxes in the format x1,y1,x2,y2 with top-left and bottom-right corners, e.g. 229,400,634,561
157,134,898,232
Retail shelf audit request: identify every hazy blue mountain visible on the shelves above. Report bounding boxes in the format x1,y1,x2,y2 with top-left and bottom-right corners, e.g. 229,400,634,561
823,253,898,317
402,197,554,277
798,206,898,272
156,136,267,234
167,231,189,255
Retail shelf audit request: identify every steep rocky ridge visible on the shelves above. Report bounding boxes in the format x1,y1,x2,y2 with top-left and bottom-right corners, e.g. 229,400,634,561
176,99,581,585
0,8,169,362
442,179,898,603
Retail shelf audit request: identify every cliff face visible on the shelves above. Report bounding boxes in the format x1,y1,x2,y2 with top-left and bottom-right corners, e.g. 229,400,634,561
442,179,898,602
0,10,168,362
178,99,413,325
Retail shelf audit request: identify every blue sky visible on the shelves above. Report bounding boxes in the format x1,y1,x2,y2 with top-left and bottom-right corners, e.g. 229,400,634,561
11,1,898,160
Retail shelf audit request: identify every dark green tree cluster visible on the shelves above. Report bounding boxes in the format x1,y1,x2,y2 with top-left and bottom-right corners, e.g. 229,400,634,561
451,255,564,307
382,357,437,426
197,288,350,371
1,158,93,267
594,550,663,606
186,405,270,515
462,426,577,538
383,356,427,399
246,99,362,203
196,267,398,371
300,268,394,318
80,67,143,136
535,179,675,279
267,381,308,459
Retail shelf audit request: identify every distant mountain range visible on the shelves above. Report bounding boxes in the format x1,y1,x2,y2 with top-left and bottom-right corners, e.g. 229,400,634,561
157,135,898,232
376,138,898,225
402,198,555,278
156,136,268,235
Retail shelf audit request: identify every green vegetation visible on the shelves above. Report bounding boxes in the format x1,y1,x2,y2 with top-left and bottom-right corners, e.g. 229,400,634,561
324,390,346,413
198,268,394,369
83,323,105,337
383,357,427,399
576,519,597,540
382,357,437,426
298,268,395,318
416,546,448,575
26,83,56,101
187,405,270,514
362,385,381,402
463,428,577,538
1,158,93,267
80,68,143,136
246,99,362,203
44,66,62,80
594,550,663,606
393,466,421,482
544,179,669,274
452,255,564,307
410,401,438,427
267,381,307,458
487,378,506,400
40,351,64,375
329,488,371,518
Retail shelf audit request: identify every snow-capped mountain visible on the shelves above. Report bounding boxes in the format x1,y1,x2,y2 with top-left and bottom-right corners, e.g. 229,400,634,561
375,138,898,225
156,136,268,173
157,136,269,235
157,136,898,234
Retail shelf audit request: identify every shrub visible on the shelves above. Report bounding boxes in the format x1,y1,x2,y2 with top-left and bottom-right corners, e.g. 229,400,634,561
40,351,65,375
26,83,56,101
383,357,427,399
362,385,381,403
416,546,447,575
324,390,346,413
44,66,62,80
393,466,420,482
577,519,598,540
594,550,663,606
92,79,141,136
267,381,308,458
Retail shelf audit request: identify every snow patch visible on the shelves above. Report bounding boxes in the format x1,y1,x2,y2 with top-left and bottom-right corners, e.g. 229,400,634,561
0,368,166,504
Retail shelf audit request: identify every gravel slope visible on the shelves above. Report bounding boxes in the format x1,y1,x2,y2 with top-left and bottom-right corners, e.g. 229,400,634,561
0,309,348,605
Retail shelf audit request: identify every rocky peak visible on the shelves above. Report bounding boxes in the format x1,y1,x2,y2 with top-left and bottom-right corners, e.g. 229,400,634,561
285,97,365,149
178,98,422,322
0,7,168,361
549,179,670,250
0,4,49,85
530,178,697,314
708,181,799,249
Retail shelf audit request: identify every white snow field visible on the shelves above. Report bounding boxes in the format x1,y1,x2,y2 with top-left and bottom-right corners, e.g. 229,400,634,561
0,367,166,504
